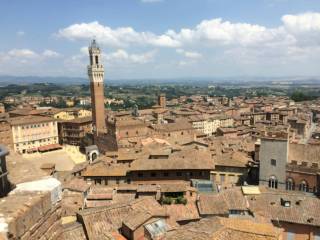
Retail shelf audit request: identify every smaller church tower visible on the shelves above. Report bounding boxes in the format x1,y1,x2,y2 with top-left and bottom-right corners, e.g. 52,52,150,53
88,40,106,136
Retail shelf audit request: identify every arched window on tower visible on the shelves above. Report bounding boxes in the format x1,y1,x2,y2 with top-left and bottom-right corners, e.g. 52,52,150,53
269,176,278,189
299,180,309,192
286,178,295,191
95,55,99,65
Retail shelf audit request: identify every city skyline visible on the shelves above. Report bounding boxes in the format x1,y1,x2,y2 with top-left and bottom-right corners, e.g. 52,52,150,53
1,0,320,79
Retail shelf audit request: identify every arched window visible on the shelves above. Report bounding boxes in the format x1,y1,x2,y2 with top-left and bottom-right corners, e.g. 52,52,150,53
286,178,295,191
269,176,278,189
299,180,309,192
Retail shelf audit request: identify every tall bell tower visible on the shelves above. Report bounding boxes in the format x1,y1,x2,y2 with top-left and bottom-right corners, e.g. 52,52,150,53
88,39,106,136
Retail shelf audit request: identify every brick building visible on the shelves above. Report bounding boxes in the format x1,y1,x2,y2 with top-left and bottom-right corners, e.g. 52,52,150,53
0,113,13,148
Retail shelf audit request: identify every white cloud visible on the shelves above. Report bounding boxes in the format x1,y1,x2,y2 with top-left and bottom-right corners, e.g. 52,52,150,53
58,12,320,54
281,12,320,47
176,49,202,59
16,31,25,37
57,21,180,48
64,48,156,70
8,49,38,58
42,49,61,58
282,12,320,33
167,18,285,47
105,49,156,64
0,49,61,63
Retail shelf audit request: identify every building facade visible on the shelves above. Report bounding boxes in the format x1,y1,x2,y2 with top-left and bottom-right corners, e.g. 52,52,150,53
190,115,234,136
88,40,106,136
58,117,92,146
10,116,59,154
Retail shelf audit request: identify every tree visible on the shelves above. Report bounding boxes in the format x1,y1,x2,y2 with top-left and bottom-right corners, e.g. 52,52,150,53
290,91,316,102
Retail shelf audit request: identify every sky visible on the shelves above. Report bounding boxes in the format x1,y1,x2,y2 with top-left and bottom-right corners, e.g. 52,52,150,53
1,0,320,79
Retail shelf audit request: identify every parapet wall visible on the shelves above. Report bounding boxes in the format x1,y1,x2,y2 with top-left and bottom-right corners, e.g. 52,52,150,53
0,191,62,239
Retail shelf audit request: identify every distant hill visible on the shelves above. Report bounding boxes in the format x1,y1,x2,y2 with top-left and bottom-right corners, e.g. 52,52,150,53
0,75,320,87
0,75,87,86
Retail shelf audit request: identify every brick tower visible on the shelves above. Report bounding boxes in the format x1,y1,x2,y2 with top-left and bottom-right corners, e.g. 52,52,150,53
88,40,106,136
158,93,166,108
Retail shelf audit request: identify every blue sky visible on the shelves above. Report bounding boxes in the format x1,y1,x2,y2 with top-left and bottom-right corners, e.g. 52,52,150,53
1,0,320,79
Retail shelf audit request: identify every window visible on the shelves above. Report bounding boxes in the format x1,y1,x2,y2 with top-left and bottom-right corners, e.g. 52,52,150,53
287,232,295,240
269,176,278,189
271,159,277,166
163,172,169,177
95,55,99,64
286,178,295,191
220,174,225,183
176,172,182,177
138,173,143,178
151,172,157,177
299,180,308,192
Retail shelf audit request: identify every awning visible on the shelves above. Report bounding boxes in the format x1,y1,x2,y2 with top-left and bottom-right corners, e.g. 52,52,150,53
38,144,62,152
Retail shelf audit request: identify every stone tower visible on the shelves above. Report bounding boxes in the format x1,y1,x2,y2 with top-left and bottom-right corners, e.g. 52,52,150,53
259,132,289,190
88,40,106,136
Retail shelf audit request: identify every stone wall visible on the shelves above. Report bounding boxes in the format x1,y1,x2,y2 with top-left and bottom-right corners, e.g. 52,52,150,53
259,137,288,189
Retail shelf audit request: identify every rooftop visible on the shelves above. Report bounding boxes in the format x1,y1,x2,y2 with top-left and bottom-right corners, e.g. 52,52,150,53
9,115,56,126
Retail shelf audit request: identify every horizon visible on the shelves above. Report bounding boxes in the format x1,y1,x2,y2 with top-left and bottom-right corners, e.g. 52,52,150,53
1,0,320,79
